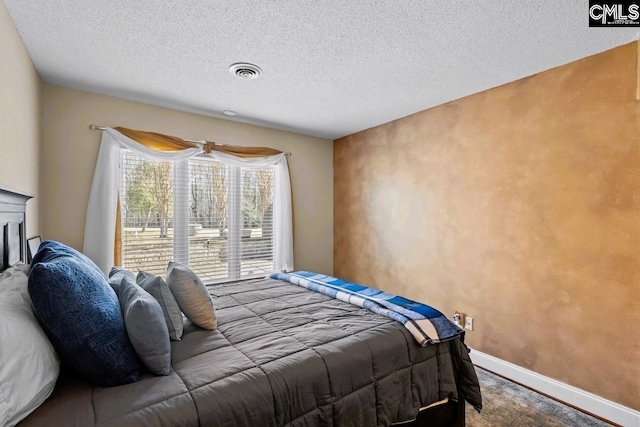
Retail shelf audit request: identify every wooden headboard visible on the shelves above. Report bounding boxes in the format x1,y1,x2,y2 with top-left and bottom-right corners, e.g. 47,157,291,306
0,186,32,272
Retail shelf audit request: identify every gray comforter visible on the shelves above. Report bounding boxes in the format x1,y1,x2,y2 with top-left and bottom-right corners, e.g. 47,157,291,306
20,277,481,427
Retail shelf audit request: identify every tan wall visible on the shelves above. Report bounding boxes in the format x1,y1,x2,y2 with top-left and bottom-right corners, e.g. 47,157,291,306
41,86,333,274
334,43,639,409
0,2,41,235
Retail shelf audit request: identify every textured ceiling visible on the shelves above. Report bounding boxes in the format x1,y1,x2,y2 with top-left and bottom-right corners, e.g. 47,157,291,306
3,1,638,139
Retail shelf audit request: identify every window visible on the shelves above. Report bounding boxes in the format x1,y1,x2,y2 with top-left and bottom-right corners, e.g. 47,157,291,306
119,151,275,282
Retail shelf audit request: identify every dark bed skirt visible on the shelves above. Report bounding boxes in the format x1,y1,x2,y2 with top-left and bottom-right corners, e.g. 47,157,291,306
391,400,465,427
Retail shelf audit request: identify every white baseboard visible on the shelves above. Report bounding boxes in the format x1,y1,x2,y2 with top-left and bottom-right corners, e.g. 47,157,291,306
469,349,640,427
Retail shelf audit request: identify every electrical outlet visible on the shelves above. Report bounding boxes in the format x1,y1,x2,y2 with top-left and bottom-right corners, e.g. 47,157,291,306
464,316,474,331
452,312,462,327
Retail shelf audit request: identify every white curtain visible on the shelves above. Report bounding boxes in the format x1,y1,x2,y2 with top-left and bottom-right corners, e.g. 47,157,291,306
84,127,293,274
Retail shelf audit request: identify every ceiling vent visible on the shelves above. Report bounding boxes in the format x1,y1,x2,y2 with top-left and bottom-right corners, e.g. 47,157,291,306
229,63,262,80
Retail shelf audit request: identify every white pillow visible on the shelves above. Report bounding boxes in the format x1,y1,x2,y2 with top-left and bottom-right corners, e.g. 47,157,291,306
0,265,60,427
166,261,217,330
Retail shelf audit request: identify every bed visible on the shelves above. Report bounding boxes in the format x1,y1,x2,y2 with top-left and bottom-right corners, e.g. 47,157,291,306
0,187,481,427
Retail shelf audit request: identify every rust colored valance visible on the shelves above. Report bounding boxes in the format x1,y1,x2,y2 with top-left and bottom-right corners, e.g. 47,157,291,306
202,141,283,158
115,127,285,158
115,127,195,151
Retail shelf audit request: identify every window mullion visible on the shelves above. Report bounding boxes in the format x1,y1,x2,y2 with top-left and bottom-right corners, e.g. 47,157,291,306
173,160,189,264
227,165,242,280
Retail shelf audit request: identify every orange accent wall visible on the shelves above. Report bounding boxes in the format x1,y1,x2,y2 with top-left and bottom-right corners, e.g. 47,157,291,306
334,42,639,409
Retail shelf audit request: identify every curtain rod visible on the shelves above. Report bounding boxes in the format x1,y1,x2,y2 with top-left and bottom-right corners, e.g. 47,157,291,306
88,124,291,156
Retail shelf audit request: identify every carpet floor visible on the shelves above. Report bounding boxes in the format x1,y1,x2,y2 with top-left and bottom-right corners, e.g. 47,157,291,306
466,367,613,427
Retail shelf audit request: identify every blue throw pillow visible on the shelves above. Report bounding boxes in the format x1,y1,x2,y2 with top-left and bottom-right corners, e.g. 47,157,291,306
33,240,104,277
28,241,142,387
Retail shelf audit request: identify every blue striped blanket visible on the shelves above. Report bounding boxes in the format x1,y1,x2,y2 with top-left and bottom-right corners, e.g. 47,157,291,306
270,271,463,346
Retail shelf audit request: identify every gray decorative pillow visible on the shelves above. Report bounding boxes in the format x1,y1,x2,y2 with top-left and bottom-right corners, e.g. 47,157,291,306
108,266,135,293
116,276,171,376
136,270,184,341
166,261,217,330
